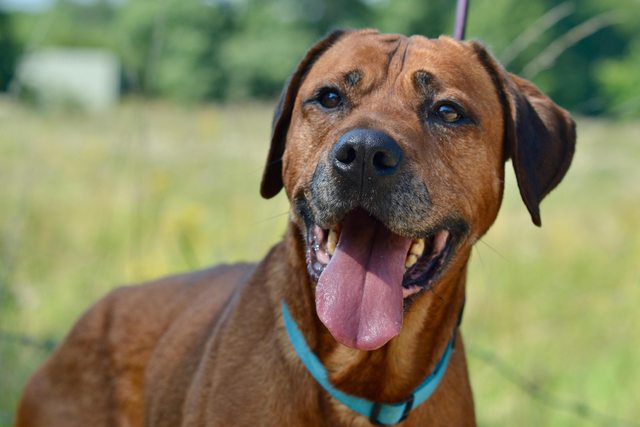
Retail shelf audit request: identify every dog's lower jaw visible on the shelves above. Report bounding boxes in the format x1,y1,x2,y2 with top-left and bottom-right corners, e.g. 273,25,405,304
280,220,474,416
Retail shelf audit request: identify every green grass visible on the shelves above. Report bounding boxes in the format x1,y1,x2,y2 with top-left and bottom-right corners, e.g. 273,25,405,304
0,99,638,426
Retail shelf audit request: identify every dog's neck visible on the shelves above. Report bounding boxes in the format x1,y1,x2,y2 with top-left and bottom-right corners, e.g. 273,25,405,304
277,221,469,403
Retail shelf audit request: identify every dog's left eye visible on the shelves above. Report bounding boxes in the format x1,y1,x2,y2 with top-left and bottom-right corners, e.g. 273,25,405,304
433,103,464,123
318,88,343,109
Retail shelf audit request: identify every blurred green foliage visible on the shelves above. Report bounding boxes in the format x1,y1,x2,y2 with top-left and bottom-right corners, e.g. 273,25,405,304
0,11,20,92
1,0,639,115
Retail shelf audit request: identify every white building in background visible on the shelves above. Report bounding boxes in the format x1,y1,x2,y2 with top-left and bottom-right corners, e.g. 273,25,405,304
16,48,119,112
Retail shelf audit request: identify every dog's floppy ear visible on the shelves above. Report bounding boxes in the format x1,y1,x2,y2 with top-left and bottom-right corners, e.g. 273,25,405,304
260,30,348,199
471,42,576,226
505,74,576,226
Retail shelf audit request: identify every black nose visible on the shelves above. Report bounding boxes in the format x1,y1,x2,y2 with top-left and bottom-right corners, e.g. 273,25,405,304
331,128,403,188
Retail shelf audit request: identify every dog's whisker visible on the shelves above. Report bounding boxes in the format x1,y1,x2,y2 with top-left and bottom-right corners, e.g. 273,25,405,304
251,211,291,225
472,244,487,270
477,238,507,261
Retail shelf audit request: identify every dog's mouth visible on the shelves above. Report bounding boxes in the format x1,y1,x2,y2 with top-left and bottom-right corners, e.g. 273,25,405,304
306,215,454,298
299,205,460,351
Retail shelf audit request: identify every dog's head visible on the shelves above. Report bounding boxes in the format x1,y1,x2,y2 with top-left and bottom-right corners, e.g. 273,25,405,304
261,30,575,350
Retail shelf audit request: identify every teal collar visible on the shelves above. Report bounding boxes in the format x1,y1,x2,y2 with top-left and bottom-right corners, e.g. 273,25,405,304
281,301,460,425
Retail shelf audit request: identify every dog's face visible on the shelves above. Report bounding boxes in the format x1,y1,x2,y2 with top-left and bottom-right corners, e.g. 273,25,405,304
262,30,575,351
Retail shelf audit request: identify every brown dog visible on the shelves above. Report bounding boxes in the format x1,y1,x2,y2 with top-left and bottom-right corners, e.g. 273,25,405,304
15,29,575,427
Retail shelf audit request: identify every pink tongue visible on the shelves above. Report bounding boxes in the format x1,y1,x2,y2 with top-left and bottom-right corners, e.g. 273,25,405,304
316,210,412,350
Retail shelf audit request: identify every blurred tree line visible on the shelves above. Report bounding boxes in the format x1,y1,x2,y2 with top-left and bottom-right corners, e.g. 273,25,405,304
0,0,639,116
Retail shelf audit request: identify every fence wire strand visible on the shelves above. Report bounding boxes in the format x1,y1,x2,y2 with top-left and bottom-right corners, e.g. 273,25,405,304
467,342,639,427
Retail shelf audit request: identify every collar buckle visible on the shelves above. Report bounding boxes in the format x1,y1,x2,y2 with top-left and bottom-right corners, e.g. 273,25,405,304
369,394,415,425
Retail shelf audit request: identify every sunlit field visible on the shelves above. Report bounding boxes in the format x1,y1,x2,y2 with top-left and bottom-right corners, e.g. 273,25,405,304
0,99,638,426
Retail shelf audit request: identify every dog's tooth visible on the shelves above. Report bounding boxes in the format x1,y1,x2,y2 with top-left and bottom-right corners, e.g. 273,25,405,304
433,230,450,253
334,223,342,234
327,229,338,256
405,254,418,268
410,238,425,256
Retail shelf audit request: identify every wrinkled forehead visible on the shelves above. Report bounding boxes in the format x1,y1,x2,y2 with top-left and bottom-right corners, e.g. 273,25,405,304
302,31,496,101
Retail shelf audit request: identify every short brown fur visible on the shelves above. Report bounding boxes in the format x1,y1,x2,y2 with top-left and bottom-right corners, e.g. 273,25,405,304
16,30,575,427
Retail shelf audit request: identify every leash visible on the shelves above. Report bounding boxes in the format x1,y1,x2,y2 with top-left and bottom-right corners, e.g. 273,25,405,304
454,0,470,40
281,300,465,425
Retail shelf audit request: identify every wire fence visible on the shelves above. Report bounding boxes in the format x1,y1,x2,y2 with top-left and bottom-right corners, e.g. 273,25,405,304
0,330,56,352
467,342,638,427
1,329,637,427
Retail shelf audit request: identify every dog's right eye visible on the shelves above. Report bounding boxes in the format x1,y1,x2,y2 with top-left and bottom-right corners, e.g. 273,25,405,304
317,88,343,109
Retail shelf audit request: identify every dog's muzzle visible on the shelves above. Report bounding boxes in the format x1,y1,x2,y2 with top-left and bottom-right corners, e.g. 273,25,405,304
293,128,466,350
309,129,432,234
